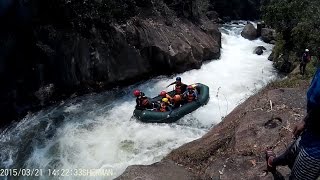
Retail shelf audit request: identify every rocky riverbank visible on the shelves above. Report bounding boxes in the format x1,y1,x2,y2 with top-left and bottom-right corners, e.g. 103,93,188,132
117,74,311,180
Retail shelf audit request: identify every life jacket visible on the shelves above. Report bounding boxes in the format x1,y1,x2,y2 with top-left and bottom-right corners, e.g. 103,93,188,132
159,104,167,112
137,95,149,107
175,84,182,94
173,95,181,103
187,92,195,102
141,98,149,106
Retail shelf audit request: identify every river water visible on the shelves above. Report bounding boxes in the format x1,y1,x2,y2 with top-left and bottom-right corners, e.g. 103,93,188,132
0,22,277,179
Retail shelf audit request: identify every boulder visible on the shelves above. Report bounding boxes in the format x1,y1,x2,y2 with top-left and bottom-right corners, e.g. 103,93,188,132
123,18,221,73
270,40,276,44
241,23,257,40
206,11,219,21
116,160,199,180
261,28,276,43
254,46,266,55
268,51,274,61
273,54,295,73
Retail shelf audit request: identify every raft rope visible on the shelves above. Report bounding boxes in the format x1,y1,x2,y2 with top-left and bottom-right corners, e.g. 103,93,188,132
216,87,229,119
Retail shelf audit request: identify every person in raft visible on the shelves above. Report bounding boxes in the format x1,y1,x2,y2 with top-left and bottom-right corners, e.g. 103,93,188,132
265,68,320,179
182,85,198,103
159,90,173,103
133,89,154,110
171,94,183,108
158,98,173,112
166,77,188,95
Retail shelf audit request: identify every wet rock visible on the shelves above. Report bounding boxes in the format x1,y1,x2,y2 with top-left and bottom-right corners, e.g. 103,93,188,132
261,28,276,43
241,23,257,40
116,160,199,180
35,83,55,106
268,51,274,61
222,16,232,22
206,11,219,21
254,46,266,55
270,40,276,44
273,54,295,73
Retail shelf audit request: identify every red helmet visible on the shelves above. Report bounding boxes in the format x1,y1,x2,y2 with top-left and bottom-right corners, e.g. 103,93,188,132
173,95,181,102
187,85,193,90
133,90,140,97
160,91,167,97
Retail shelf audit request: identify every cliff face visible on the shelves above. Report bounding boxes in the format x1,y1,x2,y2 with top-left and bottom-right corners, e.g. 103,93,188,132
0,0,266,125
117,80,310,180
0,0,221,125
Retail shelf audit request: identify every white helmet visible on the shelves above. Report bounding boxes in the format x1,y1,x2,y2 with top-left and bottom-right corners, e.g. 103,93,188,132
305,49,309,52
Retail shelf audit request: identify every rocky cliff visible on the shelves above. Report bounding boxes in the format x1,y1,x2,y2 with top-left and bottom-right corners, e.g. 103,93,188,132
0,0,222,125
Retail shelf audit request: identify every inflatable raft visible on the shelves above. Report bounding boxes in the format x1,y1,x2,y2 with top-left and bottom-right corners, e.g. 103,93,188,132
133,83,210,123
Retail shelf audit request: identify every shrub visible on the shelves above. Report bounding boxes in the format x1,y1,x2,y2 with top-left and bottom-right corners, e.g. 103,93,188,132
262,0,320,73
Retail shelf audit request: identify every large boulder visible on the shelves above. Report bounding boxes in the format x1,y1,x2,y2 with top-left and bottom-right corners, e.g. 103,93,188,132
116,160,199,180
123,18,221,73
241,23,257,40
261,28,276,43
268,51,274,61
206,11,219,21
253,46,266,55
273,54,295,73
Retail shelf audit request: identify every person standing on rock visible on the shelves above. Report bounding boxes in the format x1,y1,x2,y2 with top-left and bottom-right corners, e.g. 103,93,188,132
300,49,311,75
166,77,188,95
265,68,320,179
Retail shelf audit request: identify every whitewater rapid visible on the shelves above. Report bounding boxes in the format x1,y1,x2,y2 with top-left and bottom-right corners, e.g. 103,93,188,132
0,22,277,180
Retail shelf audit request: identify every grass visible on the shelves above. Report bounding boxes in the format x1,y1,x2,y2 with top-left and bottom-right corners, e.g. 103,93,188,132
269,59,318,89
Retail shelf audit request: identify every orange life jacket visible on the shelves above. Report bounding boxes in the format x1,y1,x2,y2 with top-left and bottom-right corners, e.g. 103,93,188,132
159,104,167,112
175,84,182,94
187,92,195,102
141,98,149,106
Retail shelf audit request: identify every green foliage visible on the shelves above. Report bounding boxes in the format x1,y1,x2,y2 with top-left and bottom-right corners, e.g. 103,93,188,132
272,33,285,58
269,76,303,88
36,0,139,30
38,0,209,33
262,0,320,73
305,56,319,78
